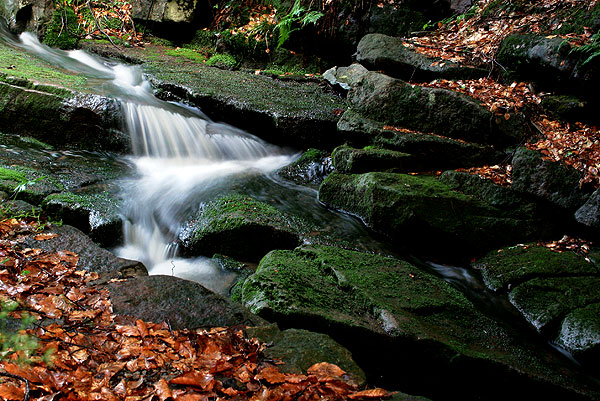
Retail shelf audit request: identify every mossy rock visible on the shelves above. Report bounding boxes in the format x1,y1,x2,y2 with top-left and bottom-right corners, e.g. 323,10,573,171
179,194,305,261
356,33,486,82
512,147,590,211
42,7,81,50
0,165,63,205
42,188,123,248
318,171,554,259
246,324,366,386
348,71,526,147
239,245,600,400
556,303,600,371
509,276,600,333
473,245,598,292
332,145,416,174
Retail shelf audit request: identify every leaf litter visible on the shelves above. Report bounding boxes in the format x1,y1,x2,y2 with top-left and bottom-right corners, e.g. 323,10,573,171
0,218,393,400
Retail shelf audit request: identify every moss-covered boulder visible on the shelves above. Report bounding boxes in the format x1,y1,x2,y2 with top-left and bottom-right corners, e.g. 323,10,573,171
0,165,63,205
246,324,366,385
356,33,486,82
473,244,598,292
348,71,526,146
179,194,305,261
105,274,266,330
557,303,600,370
239,245,600,400
509,276,600,333
318,171,554,258
277,148,334,187
42,187,123,248
512,147,590,211
332,145,416,174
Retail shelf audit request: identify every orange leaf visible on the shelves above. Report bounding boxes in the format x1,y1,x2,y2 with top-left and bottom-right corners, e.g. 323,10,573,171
34,233,58,241
0,383,25,400
255,365,286,384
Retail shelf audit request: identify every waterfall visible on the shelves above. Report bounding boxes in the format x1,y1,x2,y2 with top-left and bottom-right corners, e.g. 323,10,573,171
9,31,294,292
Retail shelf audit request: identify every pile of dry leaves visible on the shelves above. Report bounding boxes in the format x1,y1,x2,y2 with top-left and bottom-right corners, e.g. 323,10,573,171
0,218,391,400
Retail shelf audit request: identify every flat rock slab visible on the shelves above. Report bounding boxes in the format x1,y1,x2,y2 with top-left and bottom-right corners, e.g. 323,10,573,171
473,244,598,292
239,245,600,401
105,274,266,330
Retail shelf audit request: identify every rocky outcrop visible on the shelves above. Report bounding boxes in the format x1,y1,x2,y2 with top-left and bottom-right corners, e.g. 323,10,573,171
356,33,486,82
318,171,556,258
575,187,600,232
1,0,54,34
239,245,600,400
179,194,306,261
277,149,334,187
21,224,146,277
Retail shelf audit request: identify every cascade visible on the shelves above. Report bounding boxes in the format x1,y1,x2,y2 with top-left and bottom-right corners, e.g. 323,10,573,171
9,32,295,293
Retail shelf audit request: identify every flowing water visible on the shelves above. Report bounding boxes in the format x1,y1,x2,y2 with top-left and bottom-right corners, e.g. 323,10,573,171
2,29,390,294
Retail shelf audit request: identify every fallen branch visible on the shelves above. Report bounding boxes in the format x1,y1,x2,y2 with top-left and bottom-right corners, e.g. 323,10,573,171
86,0,120,49
0,371,30,401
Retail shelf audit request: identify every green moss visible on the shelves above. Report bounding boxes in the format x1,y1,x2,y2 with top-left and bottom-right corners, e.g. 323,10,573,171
43,7,81,50
474,244,598,292
164,48,207,63
0,167,28,184
206,53,238,69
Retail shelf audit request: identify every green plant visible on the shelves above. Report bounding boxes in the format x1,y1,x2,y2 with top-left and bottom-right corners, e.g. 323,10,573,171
206,53,238,68
274,0,323,49
570,32,600,66
0,300,40,365
423,5,478,30
43,6,81,49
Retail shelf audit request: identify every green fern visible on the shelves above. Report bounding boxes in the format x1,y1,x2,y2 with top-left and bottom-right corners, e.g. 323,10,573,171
570,32,600,66
274,0,323,49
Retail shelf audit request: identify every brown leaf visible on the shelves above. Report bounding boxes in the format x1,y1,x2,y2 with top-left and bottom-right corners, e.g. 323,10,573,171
154,378,173,401
307,362,346,379
348,388,391,399
255,365,286,384
34,233,58,241
0,383,25,400
170,371,215,390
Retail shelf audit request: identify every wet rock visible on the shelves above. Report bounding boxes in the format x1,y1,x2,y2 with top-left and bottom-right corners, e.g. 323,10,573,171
42,186,123,248
278,149,334,187
20,224,147,276
356,33,486,82
556,303,600,370
332,145,416,174
0,81,129,152
509,276,600,333
239,245,600,401
130,0,209,24
473,244,598,292
336,109,384,146
1,0,53,33
497,33,600,96
0,164,63,205
179,194,304,261
512,147,590,211
246,324,366,386
348,71,526,146
144,63,346,149
323,63,370,91
105,274,266,330
575,187,600,232
318,171,554,258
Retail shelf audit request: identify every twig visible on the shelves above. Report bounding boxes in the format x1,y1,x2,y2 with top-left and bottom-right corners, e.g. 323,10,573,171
86,0,120,49
0,371,30,401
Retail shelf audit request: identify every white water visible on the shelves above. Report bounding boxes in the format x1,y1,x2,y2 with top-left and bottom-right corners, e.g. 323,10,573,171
10,32,294,293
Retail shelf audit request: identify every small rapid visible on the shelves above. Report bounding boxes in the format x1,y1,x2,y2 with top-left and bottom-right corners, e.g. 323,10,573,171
7,31,296,293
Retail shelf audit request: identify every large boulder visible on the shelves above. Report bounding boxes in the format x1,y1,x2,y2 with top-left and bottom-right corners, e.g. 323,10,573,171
331,145,416,174
356,33,486,82
105,274,266,330
179,194,305,261
1,0,54,34
239,245,600,401
557,303,600,370
130,0,209,24
512,147,590,211
575,187,600,232
347,71,526,146
318,171,556,258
